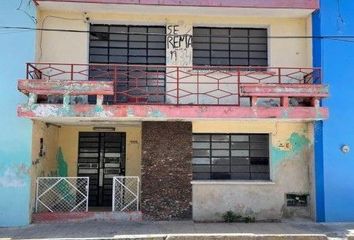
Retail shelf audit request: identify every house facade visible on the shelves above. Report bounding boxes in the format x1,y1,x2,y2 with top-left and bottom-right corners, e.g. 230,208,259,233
3,0,334,226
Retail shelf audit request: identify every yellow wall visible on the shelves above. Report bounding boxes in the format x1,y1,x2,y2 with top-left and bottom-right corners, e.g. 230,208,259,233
192,120,314,220
192,120,313,181
30,122,142,212
57,125,142,178
36,10,312,67
30,120,60,212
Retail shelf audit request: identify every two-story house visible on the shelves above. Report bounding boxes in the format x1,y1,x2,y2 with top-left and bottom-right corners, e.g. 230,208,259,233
17,0,328,223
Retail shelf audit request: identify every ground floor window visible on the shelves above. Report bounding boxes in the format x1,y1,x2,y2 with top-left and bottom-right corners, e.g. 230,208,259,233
192,134,270,180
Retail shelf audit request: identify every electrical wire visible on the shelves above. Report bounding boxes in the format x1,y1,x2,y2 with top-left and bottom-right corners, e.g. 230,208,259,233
2,25,354,42
2,25,354,40
37,15,86,61
16,0,37,24
0,30,32,35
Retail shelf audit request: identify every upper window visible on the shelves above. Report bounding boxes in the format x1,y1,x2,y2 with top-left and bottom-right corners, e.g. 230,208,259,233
89,24,166,65
193,27,268,66
192,134,270,180
88,24,166,104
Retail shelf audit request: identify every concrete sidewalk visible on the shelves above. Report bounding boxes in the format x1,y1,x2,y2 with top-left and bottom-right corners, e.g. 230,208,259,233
1,220,354,240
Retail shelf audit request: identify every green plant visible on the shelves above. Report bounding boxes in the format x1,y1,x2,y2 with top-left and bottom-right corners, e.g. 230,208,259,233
222,211,256,223
222,211,242,223
244,216,256,223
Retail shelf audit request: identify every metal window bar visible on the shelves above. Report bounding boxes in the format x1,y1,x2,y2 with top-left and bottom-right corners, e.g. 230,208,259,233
89,24,166,104
193,27,268,67
192,134,270,180
35,177,89,213
112,176,140,212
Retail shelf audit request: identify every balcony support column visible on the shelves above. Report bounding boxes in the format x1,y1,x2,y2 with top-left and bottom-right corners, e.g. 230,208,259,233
251,97,258,107
312,98,320,108
281,97,289,107
28,93,37,105
97,95,104,106
63,94,70,107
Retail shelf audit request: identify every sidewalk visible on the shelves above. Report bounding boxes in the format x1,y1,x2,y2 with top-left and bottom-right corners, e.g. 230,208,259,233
1,220,354,240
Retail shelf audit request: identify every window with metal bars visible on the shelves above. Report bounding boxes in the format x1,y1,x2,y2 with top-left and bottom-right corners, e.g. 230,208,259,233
193,27,268,66
89,24,166,104
192,134,270,180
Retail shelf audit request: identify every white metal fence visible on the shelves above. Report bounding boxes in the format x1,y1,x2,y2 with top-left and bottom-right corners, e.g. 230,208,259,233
112,176,140,212
36,177,89,213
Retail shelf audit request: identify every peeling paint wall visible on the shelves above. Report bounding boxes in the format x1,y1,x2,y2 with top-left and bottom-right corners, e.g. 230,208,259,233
30,120,60,213
0,1,35,226
192,120,314,221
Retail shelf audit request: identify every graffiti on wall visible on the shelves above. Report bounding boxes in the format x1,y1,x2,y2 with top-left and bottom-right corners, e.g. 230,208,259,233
166,25,192,64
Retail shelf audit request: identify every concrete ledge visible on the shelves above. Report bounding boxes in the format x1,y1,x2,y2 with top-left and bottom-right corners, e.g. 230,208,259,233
114,235,166,240
191,181,275,185
17,104,329,120
113,234,328,240
32,211,142,223
34,0,319,10
18,79,114,95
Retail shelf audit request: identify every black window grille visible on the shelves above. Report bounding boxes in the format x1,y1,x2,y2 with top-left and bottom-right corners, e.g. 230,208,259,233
89,24,166,104
192,134,270,180
193,27,268,66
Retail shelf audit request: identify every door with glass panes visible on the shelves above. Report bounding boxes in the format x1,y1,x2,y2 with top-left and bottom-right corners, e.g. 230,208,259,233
77,132,126,207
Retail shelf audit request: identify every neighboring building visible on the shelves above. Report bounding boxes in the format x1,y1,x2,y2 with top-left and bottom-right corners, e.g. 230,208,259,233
0,1,35,227
313,0,354,222
8,0,331,225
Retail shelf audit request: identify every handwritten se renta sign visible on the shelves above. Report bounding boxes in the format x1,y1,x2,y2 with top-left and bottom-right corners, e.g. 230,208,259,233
167,25,192,49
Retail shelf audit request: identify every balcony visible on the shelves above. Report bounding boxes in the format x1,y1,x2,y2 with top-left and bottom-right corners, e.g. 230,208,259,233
17,63,329,121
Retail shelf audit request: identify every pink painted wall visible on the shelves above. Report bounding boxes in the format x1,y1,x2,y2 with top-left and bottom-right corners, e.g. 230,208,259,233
34,0,319,9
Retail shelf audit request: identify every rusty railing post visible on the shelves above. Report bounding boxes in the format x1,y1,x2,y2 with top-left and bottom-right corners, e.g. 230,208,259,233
176,66,179,105
26,63,29,79
48,63,51,80
114,65,117,104
237,67,241,106
197,68,199,105
71,64,74,81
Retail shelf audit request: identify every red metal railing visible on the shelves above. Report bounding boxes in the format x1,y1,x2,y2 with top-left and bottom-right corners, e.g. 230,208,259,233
26,63,321,106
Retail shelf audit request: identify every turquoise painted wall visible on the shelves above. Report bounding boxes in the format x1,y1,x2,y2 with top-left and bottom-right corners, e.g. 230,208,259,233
0,1,35,226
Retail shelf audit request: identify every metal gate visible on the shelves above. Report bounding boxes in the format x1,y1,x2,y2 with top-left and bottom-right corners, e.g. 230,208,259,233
112,176,140,212
78,132,126,207
36,177,89,212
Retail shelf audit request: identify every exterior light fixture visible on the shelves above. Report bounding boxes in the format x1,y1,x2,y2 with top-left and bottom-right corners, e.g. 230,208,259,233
92,127,116,132
341,144,350,154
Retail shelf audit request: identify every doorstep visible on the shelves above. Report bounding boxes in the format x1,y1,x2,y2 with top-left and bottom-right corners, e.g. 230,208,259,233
32,211,142,223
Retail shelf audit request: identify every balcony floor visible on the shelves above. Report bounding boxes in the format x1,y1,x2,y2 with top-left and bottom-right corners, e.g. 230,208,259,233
18,104,328,122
